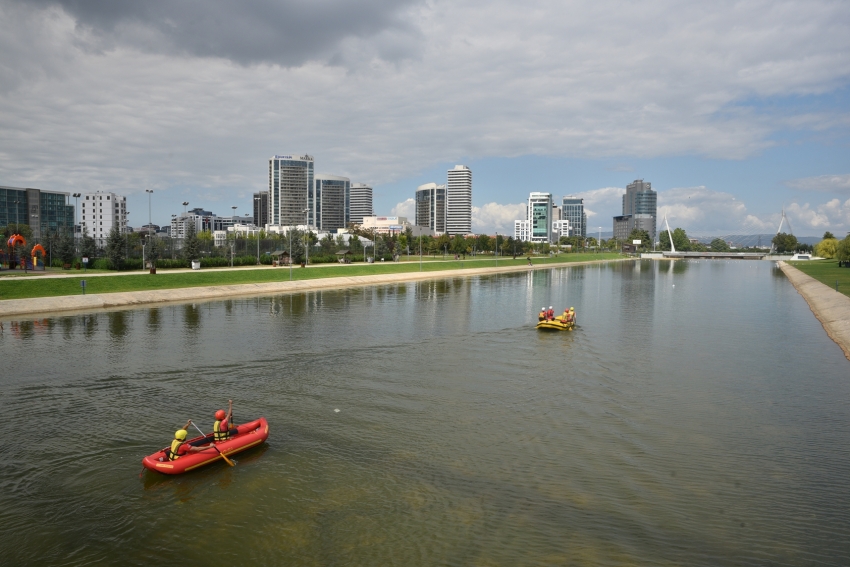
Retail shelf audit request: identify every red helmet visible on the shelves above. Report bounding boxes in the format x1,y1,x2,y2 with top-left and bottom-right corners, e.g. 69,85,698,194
215,409,226,420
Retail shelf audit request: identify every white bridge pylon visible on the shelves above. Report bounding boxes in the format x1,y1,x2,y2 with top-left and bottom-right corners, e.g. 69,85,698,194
770,209,792,254
664,214,675,253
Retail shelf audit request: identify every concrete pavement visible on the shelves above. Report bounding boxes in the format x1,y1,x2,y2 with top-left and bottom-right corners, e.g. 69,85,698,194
779,261,850,361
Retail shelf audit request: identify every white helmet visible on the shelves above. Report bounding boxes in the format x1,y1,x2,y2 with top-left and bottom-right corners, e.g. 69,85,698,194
549,306,553,309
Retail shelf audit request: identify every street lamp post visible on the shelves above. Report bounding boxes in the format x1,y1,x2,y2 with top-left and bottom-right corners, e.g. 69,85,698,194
145,190,153,238
303,208,310,266
231,206,238,266
495,232,498,265
72,193,81,254
253,197,261,264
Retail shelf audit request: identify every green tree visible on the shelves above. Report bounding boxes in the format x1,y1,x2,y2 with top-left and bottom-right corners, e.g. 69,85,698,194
320,233,336,254
147,235,162,268
627,229,652,250
436,233,450,256
105,226,125,269
56,231,75,264
183,221,200,262
659,227,689,251
815,237,838,258
772,232,798,254
451,234,467,257
80,227,96,260
836,235,850,263
823,231,835,240
710,238,730,252
398,234,408,255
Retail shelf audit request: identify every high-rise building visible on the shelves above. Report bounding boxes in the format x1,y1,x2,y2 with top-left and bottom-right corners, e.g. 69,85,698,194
0,185,74,239
446,165,472,235
415,183,446,234
562,196,586,238
269,154,314,228
80,191,128,244
253,191,269,228
311,175,349,231
526,192,554,243
349,183,373,225
617,179,657,241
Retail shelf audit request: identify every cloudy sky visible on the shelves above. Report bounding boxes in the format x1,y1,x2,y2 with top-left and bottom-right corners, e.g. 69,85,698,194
1,0,848,236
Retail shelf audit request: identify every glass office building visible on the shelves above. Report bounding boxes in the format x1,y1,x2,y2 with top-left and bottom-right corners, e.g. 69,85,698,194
415,183,446,234
561,196,586,238
312,175,350,231
0,185,74,239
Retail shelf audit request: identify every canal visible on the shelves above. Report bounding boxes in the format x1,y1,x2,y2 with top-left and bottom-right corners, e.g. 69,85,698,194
1,260,848,566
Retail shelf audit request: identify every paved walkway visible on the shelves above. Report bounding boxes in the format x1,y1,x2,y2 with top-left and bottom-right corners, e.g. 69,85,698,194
779,261,850,361
0,258,625,319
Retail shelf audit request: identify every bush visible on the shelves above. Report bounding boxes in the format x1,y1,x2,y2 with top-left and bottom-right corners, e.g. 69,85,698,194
92,258,112,270
121,258,143,271
154,258,189,269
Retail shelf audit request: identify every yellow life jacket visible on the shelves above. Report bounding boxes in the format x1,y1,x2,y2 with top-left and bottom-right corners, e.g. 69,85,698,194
167,439,184,461
214,419,230,442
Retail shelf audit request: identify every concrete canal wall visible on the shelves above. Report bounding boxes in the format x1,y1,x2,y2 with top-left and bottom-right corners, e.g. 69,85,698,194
779,261,850,361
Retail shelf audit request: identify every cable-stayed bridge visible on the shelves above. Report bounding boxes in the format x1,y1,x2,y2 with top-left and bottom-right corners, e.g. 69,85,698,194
656,210,793,259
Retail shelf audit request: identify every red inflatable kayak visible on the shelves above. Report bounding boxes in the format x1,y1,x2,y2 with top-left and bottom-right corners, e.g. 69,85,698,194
142,417,269,475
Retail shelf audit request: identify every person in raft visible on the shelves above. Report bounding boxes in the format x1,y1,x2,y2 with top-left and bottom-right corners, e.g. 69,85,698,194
213,400,237,442
547,306,555,321
163,420,216,461
562,307,575,323
539,306,547,321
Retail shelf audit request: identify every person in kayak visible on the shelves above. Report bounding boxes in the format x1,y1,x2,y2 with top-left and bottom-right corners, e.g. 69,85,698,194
213,400,237,442
164,422,216,461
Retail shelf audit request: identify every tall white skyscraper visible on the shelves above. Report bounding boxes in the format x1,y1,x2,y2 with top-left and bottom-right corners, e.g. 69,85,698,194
79,191,127,244
268,154,313,227
446,165,472,235
349,183,374,225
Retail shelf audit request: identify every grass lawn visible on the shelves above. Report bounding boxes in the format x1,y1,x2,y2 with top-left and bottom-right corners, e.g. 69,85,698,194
788,259,850,298
0,253,622,300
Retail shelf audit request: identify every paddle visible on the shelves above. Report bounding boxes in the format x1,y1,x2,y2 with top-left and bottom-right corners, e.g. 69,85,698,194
189,420,235,467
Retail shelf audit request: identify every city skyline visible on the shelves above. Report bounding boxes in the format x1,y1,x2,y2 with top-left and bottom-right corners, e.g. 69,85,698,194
0,1,847,236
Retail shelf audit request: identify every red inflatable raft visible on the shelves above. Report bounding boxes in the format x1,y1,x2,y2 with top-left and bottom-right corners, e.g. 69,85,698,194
142,417,269,475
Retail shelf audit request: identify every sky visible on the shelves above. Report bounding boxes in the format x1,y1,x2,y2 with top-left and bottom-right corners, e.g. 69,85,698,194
1,0,848,237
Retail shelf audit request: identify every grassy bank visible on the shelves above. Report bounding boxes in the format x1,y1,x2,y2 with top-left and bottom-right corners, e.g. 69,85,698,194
0,253,622,300
788,259,850,298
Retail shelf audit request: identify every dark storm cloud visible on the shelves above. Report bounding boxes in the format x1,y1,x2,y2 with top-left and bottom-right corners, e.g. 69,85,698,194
20,0,423,65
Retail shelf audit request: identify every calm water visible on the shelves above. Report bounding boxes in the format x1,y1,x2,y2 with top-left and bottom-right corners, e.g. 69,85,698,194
1,260,848,566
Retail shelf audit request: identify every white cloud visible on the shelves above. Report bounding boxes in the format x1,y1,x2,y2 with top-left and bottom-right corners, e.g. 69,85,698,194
1,0,849,227
391,198,414,218
787,198,850,231
657,186,774,235
472,202,525,232
785,174,850,193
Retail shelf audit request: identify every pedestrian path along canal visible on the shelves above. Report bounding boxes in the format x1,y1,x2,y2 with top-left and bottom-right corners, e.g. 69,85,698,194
1,260,848,566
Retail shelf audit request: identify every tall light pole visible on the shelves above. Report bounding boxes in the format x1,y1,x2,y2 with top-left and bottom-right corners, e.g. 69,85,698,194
303,208,310,266
145,189,154,237
230,206,238,267
253,197,261,265
72,193,81,254
182,201,189,214
495,231,498,265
